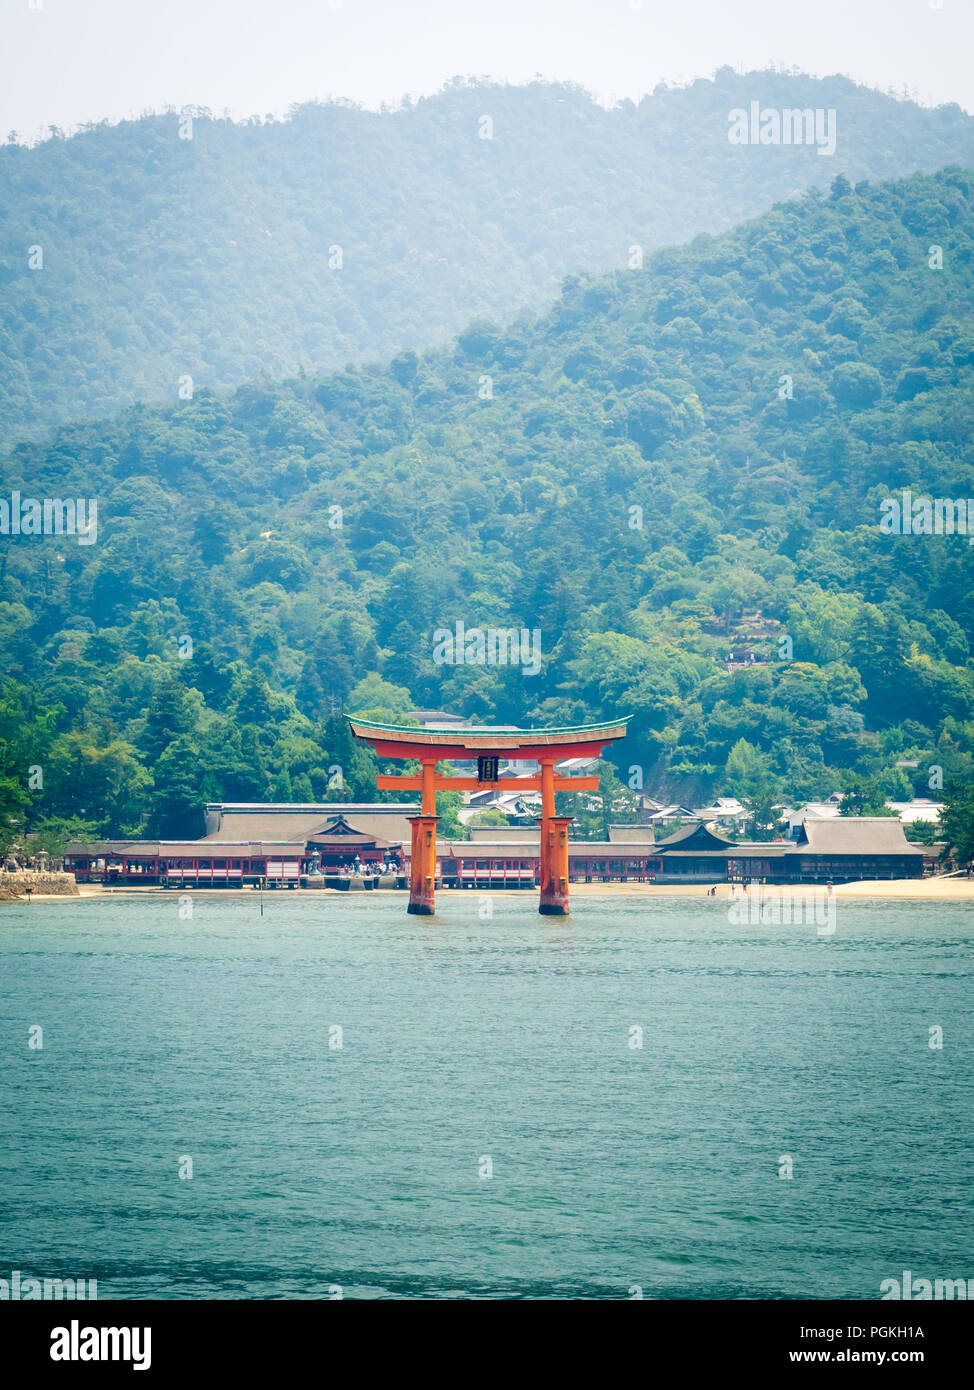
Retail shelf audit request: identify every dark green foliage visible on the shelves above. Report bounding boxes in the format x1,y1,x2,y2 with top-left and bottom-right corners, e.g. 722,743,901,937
940,784,974,863
3,167,974,837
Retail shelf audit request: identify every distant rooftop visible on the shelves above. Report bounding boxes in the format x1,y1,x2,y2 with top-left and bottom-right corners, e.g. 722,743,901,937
886,799,944,823
406,709,469,727
793,817,923,855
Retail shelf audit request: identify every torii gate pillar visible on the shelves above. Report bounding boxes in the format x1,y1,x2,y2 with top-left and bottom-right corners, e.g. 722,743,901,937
406,814,438,914
537,757,571,915
407,759,438,915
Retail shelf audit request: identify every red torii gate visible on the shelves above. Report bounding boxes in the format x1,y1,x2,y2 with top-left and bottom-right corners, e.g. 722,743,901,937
346,717,629,916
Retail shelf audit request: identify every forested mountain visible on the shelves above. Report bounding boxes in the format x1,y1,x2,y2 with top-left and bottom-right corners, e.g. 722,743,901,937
4,71,974,439
3,167,974,841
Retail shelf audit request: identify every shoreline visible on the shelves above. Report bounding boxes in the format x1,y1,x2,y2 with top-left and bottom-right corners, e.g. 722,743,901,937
12,877,974,903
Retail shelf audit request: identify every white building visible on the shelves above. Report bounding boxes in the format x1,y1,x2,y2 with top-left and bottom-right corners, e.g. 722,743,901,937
885,798,943,825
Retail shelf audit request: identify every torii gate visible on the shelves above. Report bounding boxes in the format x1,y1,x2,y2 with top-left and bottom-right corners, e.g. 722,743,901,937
346,717,629,916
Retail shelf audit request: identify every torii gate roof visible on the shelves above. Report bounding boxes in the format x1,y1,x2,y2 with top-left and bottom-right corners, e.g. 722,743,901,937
347,716,628,761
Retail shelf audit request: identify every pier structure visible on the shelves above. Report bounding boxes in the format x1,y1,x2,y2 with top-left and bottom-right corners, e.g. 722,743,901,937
346,717,629,916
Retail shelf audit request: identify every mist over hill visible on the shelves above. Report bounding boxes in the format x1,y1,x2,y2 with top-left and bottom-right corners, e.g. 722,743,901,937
3,70,974,440
2,167,974,839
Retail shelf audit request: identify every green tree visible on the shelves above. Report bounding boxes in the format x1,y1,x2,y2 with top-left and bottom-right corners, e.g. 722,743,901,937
467,808,511,827
904,819,938,846
28,817,98,859
144,737,206,839
839,777,898,817
0,680,63,852
939,784,974,864
723,738,783,839
44,733,152,834
435,781,466,840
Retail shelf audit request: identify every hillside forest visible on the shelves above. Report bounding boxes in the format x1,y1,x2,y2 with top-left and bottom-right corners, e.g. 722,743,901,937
2,162,974,846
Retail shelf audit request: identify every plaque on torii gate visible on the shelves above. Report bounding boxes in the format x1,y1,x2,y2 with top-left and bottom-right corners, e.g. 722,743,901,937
346,716,629,916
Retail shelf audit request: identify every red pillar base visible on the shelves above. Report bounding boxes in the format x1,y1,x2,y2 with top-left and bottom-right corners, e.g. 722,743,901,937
407,814,438,916
538,815,572,916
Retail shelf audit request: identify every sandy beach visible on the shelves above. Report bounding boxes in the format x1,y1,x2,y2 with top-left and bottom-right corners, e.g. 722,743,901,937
12,877,974,903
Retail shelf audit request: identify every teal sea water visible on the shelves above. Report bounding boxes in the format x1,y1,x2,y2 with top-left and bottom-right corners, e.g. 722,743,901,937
0,892,971,1300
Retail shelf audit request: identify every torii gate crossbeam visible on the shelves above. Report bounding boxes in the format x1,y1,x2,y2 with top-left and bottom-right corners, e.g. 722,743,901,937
346,717,629,916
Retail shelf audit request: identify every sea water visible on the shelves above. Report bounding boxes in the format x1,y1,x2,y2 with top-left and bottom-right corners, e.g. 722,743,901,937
0,893,971,1300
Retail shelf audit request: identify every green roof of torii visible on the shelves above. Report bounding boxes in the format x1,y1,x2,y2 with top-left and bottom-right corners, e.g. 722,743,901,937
346,715,629,751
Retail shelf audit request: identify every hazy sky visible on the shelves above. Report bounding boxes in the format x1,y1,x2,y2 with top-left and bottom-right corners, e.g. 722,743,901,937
2,0,972,139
